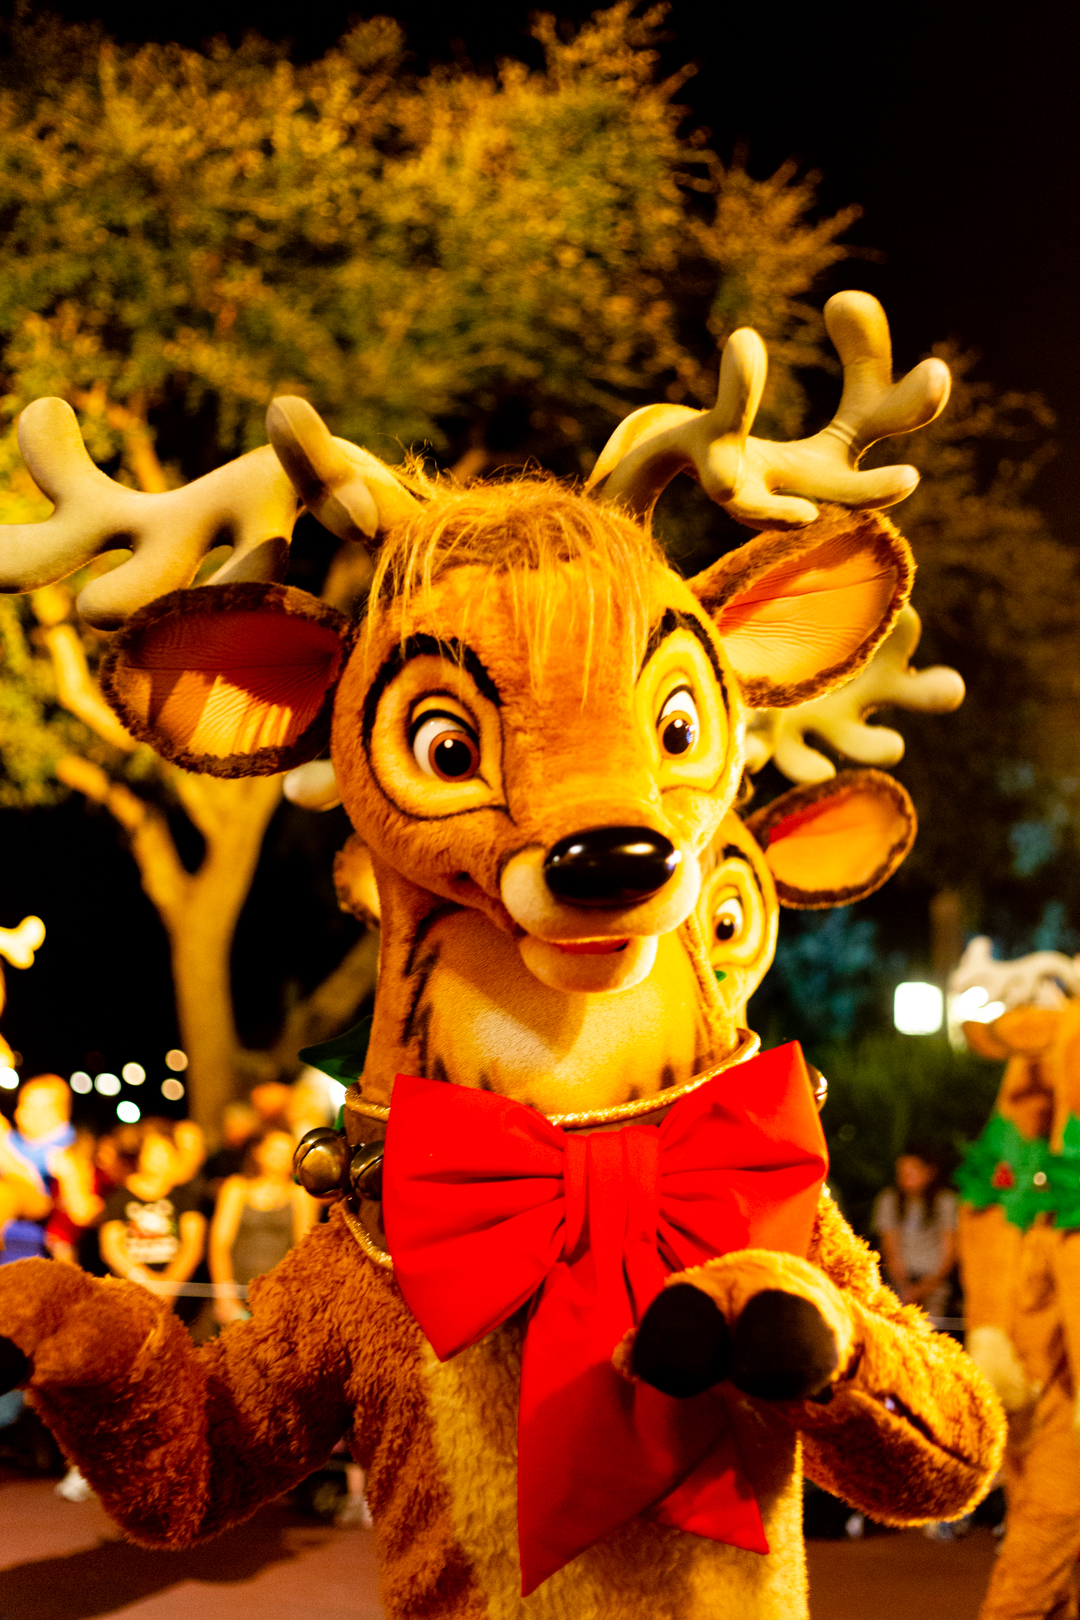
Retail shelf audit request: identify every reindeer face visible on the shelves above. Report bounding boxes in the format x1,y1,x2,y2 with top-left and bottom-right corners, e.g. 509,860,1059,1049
332,560,741,993
7,292,944,1109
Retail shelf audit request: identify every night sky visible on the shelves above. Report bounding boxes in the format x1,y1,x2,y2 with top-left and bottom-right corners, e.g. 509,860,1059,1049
1,0,1076,1107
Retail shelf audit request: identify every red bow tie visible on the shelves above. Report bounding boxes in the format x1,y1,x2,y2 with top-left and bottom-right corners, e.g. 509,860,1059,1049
381,1042,827,1594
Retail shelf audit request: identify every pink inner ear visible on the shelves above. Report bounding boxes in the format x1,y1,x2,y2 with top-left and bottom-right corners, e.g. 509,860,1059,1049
119,611,343,758
764,787,907,895
714,536,900,699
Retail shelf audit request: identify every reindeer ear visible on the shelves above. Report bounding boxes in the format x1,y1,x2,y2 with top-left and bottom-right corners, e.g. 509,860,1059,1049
100,583,354,777
689,506,913,708
745,769,915,909
978,1007,1061,1057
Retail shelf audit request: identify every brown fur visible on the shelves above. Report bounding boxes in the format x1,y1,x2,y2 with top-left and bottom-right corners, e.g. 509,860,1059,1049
1,454,1004,1613
628,1195,1002,1530
0,1192,1001,1620
5,1217,487,1619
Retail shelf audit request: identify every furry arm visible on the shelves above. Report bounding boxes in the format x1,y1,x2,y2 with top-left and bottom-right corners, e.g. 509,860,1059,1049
636,1193,1005,1524
0,1215,372,1544
790,1194,1005,1521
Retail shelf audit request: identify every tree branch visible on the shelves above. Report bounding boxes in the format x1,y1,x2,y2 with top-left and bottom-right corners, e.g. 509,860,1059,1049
56,754,191,923
36,616,138,752
272,929,380,1074
72,386,170,494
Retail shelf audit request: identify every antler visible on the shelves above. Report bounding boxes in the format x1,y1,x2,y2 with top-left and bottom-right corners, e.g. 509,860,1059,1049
587,291,951,528
0,397,421,630
948,937,1080,1013
265,397,421,542
0,399,299,628
744,606,965,783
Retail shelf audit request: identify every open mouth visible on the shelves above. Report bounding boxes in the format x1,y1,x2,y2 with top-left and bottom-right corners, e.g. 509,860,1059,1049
552,938,630,956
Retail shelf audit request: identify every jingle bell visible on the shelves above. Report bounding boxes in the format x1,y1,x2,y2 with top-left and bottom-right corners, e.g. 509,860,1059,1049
349,1141,384,1202
293,1127,349,1199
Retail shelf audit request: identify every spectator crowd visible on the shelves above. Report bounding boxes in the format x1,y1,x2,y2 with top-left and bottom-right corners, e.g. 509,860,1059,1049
0,1071,371,1527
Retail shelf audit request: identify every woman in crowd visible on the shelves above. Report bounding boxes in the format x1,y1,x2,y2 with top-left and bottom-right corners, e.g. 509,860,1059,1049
207,1126,372,1524
208,1126,319,1327
872,1147,959,1318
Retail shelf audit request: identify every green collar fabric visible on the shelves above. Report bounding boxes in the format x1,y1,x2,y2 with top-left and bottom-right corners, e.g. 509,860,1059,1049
1046,1115,1080,1231
300,1014,373,1085
955,1111,1053,1231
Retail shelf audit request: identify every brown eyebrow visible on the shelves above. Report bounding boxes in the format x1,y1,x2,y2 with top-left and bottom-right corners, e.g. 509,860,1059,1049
641,608,728,708
362,633,501,750
715,842,766,903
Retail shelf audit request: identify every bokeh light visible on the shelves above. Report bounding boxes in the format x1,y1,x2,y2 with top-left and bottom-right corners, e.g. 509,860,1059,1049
70,1072,92,1094
165,1050,188,1072
122,1062,146,1085
116,1100,141,1123
161,1078,185,1101
94,1072,121,1096
893,982,944,1036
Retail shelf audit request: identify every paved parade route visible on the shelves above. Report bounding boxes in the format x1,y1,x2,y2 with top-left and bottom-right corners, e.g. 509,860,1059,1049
0,1477,383,1620
807,1525,997,1620
0,1474,997,1619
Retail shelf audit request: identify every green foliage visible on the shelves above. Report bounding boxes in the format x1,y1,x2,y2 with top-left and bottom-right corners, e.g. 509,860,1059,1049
0,4,857,480
871,351,1080,930
0,595,73,804
0,3,868,817
755,909,897,1048
692,156,859,438
811,1031,1001,1233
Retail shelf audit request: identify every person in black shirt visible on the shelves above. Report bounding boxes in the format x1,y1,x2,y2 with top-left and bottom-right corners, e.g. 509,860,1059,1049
99,1119,206,1304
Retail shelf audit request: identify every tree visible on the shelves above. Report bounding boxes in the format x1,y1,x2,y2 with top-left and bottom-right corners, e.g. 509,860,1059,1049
859,351,1080,976
0,5,864,1127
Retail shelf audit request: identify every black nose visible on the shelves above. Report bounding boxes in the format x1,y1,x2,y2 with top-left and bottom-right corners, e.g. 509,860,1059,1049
543,826,680,908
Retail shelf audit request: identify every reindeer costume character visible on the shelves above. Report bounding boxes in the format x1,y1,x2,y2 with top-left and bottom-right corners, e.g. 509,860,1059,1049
0,293,1003,1619
954,944,1080,1620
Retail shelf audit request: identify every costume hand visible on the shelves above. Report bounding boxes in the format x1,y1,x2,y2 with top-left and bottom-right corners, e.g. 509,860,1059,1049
965,1325,1038,1414
619,1250,857,1402
0,1256,163,1390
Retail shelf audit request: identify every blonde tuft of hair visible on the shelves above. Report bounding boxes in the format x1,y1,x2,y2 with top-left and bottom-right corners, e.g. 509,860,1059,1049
364,468,665,693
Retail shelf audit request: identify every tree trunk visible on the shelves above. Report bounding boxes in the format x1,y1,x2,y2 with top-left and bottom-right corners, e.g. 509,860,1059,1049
269,928,380,1078
930,889,964,987
165,774,283,1133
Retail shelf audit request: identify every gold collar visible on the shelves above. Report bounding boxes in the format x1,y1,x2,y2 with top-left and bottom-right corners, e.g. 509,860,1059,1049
343,1027,761,1134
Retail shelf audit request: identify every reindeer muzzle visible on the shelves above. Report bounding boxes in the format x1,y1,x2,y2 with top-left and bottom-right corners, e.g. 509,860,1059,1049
543,827,681,909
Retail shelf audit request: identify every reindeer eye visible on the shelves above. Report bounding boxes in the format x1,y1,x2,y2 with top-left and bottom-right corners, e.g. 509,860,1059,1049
714,896,744,943
410,712,481,782
658,687,699,756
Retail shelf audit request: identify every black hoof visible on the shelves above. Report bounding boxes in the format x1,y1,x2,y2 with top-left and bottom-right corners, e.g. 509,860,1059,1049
729,1290,839,1401
631,1283,732,1398
0,1337,30,1395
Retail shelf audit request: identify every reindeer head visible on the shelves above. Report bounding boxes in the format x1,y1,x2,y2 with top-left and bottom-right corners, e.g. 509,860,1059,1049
0,292,947,1111
955,945,1080,1151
